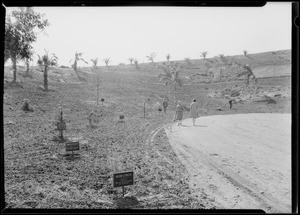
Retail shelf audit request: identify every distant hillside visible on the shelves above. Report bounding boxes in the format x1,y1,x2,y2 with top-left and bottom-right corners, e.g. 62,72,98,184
4,50,291,85
123,49,291,84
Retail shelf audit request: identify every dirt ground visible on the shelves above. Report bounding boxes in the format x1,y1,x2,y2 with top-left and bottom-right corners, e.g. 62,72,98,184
165,113,291,213
3,50,292,210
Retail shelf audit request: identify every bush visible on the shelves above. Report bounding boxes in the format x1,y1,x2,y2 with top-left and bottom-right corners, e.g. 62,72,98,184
22,99,33,112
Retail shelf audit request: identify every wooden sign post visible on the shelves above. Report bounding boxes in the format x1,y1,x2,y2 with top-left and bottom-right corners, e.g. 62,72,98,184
56,109,66,140
65,141,80,157
113,171,134,197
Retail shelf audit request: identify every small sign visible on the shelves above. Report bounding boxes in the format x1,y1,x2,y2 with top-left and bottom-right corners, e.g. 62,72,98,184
113,171,134,188
66,142,80,152
57,121,66,130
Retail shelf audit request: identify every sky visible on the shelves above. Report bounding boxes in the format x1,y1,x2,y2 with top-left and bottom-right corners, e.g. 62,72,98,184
5,2,292,67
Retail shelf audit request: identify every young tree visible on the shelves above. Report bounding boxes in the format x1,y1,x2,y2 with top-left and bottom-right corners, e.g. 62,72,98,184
219,54,225,61
37,50,58,91
5,7,49,82
243,50,248,57
102,58,111,67
90,58,103,104
237,64,258,85
90,58,99,69
146,52,157,64
69,52,88,78
25,57,33,77
200,51,208,59
166,54,171,62
128,57,134,65
158,62,188,101
184,58,192,67
134,59,140,70
219,67,226,82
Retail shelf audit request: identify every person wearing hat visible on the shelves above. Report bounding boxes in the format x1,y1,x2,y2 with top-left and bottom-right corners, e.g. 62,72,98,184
173,100,188,126
190,99,199,126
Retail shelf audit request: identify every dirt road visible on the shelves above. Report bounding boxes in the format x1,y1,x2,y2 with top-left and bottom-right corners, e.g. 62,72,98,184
164,113,291,213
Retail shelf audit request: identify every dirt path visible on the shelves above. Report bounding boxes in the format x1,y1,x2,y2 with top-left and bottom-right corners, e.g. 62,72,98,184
164,113,291,213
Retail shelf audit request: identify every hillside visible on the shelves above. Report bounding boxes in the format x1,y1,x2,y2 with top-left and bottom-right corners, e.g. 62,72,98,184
3,49,291,210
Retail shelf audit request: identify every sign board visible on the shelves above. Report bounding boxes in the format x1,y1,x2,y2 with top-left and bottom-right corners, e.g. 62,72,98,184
57,121,66,130
113,171,134,188
65,142,80,152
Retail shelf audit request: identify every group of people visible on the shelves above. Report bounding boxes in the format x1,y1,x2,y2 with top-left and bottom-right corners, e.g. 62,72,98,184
173,99,200,126
156,98,202,126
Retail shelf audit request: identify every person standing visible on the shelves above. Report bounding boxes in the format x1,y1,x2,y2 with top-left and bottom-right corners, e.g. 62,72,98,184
154,101,163,115
229,99,233,109
173,101,188,126
162,99,168,113
190,99,199,126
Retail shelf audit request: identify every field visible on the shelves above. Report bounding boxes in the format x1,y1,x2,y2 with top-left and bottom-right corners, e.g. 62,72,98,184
3,50,291,209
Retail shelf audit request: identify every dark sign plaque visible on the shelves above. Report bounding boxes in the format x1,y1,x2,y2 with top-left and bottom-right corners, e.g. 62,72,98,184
66,142,80,152
57,121,66,130
113,171,134,188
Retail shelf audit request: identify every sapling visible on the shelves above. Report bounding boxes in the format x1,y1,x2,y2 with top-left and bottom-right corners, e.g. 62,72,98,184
91,58,103,105
128,57,134,65
166,54,171,62
146,52,157,64
102,58,111,67
134,59,140,70
200,51,208,59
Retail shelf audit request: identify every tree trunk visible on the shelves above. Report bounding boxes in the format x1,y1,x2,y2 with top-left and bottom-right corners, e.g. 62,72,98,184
174,84,177,102
12,57,17,82
73,60,77,71
96,78,99,105
26,59,30,76
44,65,48,91
246,74,250,85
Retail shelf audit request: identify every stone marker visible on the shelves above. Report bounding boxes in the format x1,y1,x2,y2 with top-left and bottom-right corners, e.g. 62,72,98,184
119,115,125,123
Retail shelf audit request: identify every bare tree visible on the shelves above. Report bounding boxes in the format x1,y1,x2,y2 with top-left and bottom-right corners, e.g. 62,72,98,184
166,54,171,61
134,59,140,70
37,50,58,91
102,58,111,67
146,52,157,64
128,57,134,65
95,75,103,105
200,51,208,59
91,58,103,104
